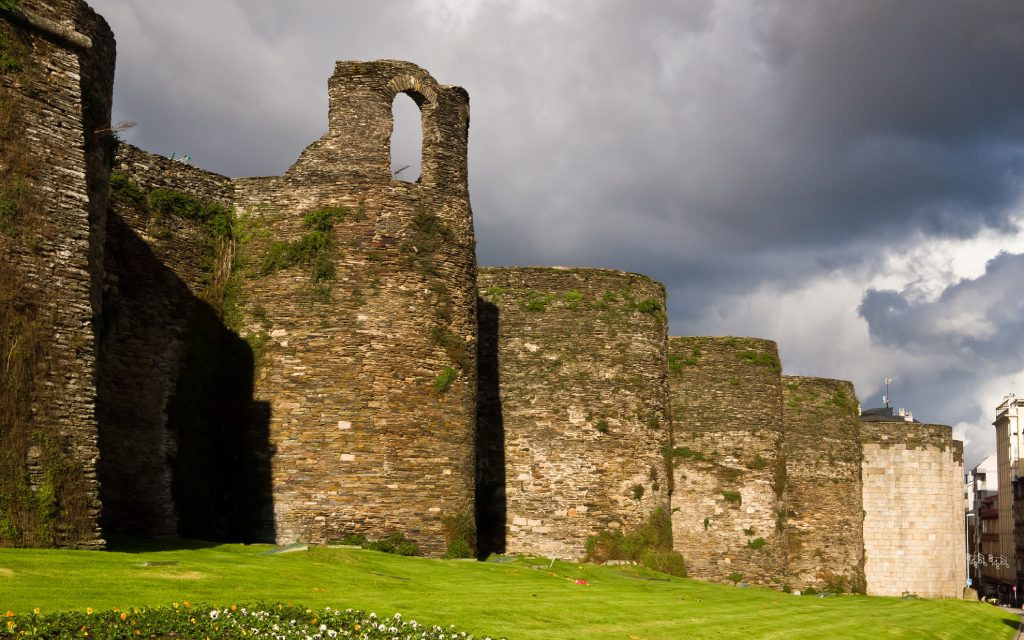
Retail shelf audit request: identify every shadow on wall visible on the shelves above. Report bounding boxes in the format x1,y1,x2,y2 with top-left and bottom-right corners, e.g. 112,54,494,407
96,211,274,545
475,297,506,558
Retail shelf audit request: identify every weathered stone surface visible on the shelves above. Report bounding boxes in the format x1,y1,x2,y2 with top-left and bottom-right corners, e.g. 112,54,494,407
98,144,251,539
232,61,477,553
668,337,786,586
476,267,670,560
0,3,971,597
861,421,965,598
0,0,114,549
782,376,865,593
99,62,478,554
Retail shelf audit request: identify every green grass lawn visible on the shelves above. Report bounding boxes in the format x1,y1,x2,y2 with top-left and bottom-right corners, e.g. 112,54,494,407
0,540,1016,639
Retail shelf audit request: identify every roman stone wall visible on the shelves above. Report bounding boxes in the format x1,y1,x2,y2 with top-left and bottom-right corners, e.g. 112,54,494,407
668,337,785,586
861,422,966,598
0,0,974,595
782,376,865,592
0,0,113,548
475,266,670,560
232,61,477,554
97,144,265,540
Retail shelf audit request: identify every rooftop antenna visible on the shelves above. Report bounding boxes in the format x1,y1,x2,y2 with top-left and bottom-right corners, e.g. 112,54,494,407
882,377,892,409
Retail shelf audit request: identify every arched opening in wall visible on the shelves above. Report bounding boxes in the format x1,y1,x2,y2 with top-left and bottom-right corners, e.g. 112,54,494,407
390,92,422,183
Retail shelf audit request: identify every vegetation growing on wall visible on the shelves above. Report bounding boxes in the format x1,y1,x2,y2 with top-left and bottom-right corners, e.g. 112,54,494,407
401,206,452,277
830,387,859,416
0,28,94,547
434,365,457,393
257,205,347,286
668,348,701,373
0,266,50,545
738,350,781,372
441,511,476,559
585,508,687,577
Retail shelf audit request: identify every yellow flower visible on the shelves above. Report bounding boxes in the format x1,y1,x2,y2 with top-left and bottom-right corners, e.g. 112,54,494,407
3,612,12,618
33,608,40,615
184,602,191,608
354,624,361,631
120,612,127,621
6,620,14,629
231,604,237,611
173,603,179,609
86,608,93,615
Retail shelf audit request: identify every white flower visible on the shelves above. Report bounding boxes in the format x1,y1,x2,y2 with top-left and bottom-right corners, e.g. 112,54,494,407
320,624,328,631
328,631,338,638
209,610,219,620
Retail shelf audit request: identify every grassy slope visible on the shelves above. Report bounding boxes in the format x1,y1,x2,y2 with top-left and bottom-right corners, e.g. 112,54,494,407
0,541,1015,640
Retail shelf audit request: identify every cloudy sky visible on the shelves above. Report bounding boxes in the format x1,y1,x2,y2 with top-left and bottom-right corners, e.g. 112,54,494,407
90,0,1024,469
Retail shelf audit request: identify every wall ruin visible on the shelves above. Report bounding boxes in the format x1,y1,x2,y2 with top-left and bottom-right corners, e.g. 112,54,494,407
0,1,970,595
232,61,478,553
102,61,479,554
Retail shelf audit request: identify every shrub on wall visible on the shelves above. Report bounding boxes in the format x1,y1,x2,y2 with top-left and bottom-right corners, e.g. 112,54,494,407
441,511,476,559
585,508,686,577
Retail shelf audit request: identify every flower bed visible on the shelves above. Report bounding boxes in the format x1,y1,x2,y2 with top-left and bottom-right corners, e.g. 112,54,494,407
1,603,500,639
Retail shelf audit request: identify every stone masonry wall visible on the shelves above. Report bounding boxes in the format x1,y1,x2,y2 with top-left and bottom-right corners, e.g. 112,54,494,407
0,0,114,548
861,422,966,598
782,376,865,593
668,337,785,586
232,61,477,554
476,267,670,560
97,144,250,538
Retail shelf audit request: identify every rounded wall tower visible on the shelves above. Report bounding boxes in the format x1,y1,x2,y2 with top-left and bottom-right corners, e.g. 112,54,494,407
233,61,476,554
476,267,670,560
782,376,865,593
668,336,786,586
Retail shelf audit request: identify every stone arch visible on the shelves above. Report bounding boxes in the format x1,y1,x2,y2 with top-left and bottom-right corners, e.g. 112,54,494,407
289,61,468,193
389,91,425,183
386,76,440,185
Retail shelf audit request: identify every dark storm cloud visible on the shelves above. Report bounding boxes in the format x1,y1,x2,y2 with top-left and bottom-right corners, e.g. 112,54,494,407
90,0,1024,313
859,252,1024,364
